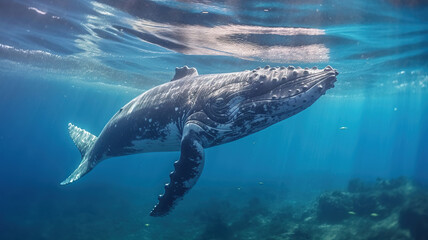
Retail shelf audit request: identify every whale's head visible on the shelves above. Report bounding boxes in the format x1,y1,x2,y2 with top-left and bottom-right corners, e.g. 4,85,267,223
204,65,338,136
245,65,338,117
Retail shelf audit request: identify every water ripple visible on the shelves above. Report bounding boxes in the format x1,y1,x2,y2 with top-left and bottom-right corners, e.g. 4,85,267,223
0,0,426,93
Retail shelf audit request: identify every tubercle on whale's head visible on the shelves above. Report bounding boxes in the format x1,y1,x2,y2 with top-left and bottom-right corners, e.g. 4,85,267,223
239,65,338,117
244,65,337,98
203,65,338,125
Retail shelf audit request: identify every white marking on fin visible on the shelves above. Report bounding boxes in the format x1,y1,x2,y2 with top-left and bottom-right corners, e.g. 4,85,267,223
61,123,98,185
68,123,97,157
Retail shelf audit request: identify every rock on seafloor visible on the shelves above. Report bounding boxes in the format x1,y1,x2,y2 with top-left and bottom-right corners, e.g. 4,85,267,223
191,177,427,240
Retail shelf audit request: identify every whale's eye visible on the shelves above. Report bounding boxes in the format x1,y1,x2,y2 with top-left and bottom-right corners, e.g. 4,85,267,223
215,98,224,105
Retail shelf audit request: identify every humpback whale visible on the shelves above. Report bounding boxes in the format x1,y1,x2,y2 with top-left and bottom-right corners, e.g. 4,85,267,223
62,65,338,216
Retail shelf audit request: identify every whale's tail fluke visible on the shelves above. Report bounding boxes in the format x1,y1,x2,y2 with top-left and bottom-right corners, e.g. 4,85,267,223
60,123,98,185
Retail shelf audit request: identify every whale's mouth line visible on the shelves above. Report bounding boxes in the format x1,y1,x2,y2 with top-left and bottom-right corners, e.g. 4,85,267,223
251,73,336,103
276,71,335,92
226,75,336,125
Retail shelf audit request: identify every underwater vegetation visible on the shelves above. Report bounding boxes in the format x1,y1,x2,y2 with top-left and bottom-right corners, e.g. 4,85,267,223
191,177,428,240
1,174,427,240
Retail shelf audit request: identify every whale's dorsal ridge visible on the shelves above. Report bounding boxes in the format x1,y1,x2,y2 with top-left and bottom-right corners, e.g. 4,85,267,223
171,66,198,81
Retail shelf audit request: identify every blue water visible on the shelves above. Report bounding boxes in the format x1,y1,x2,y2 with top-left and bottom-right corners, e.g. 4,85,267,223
0,0,427,239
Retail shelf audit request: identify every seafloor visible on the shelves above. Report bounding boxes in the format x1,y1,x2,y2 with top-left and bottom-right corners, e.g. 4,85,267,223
2,177,427,240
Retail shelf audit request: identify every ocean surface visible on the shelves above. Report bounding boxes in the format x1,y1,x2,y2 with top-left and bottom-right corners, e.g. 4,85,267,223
0,0,427,239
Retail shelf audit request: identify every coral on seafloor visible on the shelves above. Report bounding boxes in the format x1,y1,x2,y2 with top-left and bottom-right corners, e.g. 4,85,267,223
313,177,424,240
5,177,427,240
193,177,428,240
399,191,428,240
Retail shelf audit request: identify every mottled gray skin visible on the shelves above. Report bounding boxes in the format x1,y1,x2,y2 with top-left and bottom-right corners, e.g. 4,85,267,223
64,65,338,216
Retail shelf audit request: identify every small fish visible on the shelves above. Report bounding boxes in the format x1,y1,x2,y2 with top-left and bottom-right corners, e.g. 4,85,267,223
348,211,356,215
259,181,264,185
145,223,150,227
237,187,241,190
370,213,378,217
339,126,348,130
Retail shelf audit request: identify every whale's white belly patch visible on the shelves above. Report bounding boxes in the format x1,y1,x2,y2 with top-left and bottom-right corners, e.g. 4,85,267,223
128,122,182,153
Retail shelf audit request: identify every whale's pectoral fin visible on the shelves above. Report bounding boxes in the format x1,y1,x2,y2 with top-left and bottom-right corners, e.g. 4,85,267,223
150,123,205,217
